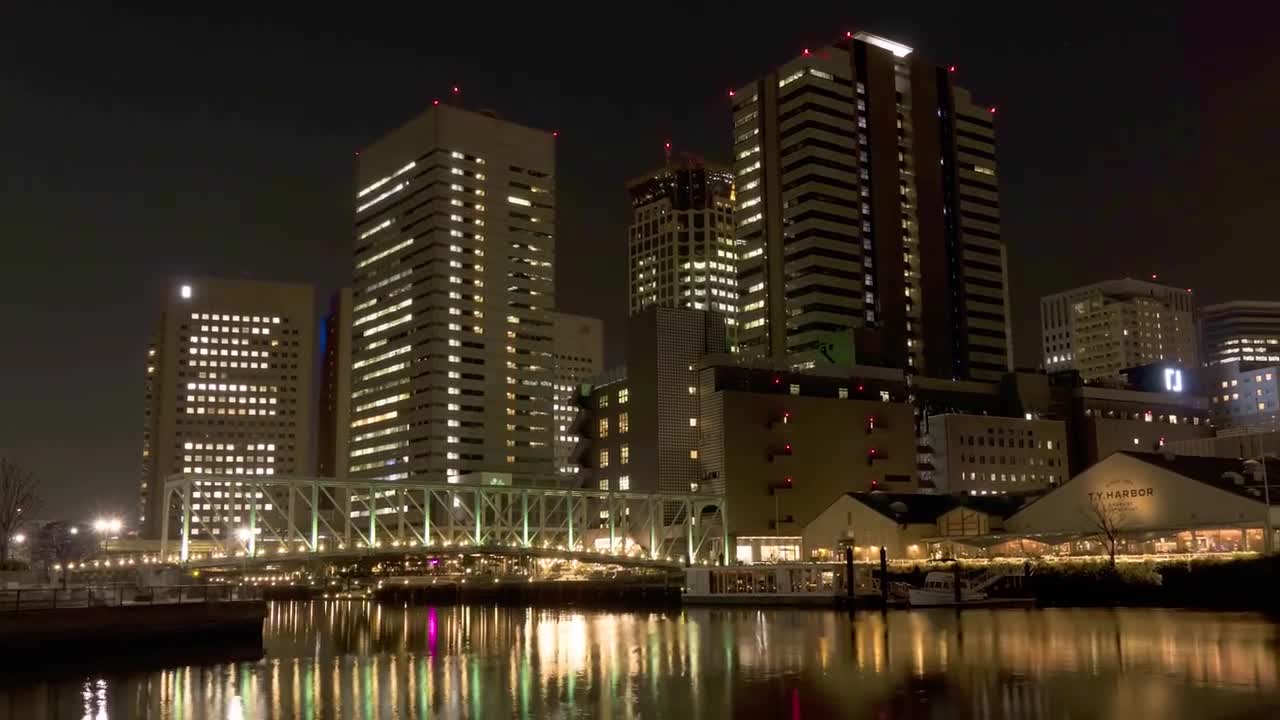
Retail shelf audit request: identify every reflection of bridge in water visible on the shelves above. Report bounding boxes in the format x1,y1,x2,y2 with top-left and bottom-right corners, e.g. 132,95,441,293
159,474,728,570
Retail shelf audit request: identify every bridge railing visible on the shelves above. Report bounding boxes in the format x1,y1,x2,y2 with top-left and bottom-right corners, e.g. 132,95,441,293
159,474,728,567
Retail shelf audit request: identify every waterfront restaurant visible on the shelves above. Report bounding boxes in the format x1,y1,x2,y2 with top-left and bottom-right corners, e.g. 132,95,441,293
797,451,1280,562
931,452,1280,559
801,492,1029,562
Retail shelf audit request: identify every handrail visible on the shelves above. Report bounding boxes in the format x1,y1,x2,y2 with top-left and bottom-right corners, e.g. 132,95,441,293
0,584,262,613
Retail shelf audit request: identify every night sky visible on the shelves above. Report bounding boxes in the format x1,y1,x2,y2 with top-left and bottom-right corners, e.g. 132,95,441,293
3,3,1278,518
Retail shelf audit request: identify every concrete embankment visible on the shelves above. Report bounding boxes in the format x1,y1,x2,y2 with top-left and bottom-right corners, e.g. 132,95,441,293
0,600,267,657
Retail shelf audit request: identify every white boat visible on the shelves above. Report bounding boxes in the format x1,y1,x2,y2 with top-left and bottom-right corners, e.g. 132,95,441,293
908,571,987,607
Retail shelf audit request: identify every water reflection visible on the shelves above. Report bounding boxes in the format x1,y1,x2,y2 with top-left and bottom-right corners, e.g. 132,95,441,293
1,604,1278,719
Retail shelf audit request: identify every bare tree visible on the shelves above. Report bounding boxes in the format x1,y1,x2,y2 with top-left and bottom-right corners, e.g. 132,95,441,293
0,458,42,564
1086,495,1124,568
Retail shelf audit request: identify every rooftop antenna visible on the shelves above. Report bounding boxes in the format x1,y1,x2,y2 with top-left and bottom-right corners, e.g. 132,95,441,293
664,141,672,166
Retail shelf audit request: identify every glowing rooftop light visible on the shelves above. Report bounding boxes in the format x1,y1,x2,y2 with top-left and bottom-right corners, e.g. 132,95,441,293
180,284,192,300
853,31,913,57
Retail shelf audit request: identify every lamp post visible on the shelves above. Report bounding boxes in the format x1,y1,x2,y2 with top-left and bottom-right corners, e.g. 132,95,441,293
237,527,252,575
93,517,123,555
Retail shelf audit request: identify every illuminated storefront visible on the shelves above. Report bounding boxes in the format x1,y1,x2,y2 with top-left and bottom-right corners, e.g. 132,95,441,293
735,536,802,564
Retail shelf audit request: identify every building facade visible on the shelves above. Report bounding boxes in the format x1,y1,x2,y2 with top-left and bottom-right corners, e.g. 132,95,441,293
1041,278,1197,381
1068,383,1212,473
1199,301,1280,367
550,311,603,479
586,307,728,496
926,413,1068,495
317,288,353,478
731,32,1011,380
1207,364,1280,429
697,362,918,555
348,104,556,484
626,158,737,330
139,278,314,538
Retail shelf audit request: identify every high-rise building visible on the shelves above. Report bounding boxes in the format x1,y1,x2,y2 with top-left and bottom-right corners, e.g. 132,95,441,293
317,288,353,478
626,158,738,329
139,277,314,538
1199,301,1280,367
348,103,556,484
550,311,603,478
1040,278,1196,381
731,32,1011,380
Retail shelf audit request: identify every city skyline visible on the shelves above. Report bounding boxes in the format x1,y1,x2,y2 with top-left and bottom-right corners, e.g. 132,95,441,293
4,4,1279,516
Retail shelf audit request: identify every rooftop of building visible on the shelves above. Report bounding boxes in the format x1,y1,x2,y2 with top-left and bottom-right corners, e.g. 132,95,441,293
847,492,1035,525
698,353,905,383
1200,300,1280,314
1041,277,1193,302
1119,451,1280,505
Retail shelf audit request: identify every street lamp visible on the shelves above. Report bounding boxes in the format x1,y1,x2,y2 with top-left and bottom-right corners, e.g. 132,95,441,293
12,533,25,545
93,517,123,554
236,527,253,574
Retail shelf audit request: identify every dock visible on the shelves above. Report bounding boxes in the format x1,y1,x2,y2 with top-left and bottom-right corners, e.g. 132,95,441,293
0,585,267,658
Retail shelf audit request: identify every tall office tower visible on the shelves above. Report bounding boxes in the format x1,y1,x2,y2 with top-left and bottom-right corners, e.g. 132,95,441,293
626,157,738,333
349,104,556,484
550,311,603,478
731,32,1011,380
139,278,315,538
317,288,353,478
1040,278,1197,382
1199,301,1280,366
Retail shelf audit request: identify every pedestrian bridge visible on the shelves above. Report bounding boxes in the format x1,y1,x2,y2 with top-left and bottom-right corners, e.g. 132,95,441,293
158,474,728,570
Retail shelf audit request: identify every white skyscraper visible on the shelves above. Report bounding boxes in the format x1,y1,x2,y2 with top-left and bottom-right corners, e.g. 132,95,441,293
348,103,556,483
1041,278,1196,382
139,277,314,538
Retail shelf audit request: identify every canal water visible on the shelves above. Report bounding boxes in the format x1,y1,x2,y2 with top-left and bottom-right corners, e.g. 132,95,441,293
2,603,1279,719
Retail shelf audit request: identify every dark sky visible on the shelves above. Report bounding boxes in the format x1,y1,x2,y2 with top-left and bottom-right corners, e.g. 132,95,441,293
3,3,1279,519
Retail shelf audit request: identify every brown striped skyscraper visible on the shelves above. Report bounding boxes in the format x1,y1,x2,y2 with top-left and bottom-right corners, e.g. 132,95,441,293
731,32,1011,381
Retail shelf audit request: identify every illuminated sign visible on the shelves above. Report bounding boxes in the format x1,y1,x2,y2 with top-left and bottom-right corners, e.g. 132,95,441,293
1163,368,1183,393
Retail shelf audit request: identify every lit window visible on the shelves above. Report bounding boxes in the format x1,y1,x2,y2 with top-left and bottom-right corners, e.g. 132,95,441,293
618,388,629,404
598,418,609,438
689,449,699,460
619,476,630,491
618,412,629,434
620,444,630,465
599,450,609,468
689,418,698,427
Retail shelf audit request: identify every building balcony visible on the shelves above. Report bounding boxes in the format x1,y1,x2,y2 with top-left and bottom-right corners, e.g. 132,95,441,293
768,443,794,462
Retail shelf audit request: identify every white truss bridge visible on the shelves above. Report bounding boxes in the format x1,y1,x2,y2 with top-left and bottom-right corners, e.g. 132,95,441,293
158,474,729,569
